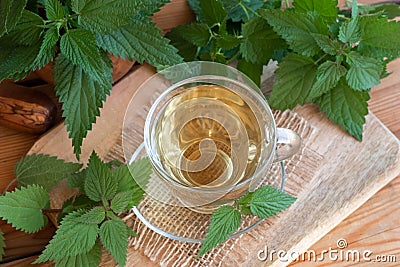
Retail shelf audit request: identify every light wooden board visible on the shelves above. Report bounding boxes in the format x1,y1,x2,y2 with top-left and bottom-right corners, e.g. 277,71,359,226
25,61,400,266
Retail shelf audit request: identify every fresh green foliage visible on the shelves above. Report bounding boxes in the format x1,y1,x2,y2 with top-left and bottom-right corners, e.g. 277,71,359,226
15,154,82,191
0,185,49,233
0,152,152,266
84,152,118,202
168,0,400,141
99,217,130,266
0,0,182,159
54,242,102,267
198,185,296,257
0,0,28,37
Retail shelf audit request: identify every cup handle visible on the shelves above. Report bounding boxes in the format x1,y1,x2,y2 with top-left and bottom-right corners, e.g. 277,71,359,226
274,128,301,162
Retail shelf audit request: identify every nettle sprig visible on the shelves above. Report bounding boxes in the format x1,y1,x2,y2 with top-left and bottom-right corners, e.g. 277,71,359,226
0,0,182,159
167,0,400,140
0,152,152,266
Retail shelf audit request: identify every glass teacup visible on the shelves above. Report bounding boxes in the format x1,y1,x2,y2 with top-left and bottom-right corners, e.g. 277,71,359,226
124,61,301,214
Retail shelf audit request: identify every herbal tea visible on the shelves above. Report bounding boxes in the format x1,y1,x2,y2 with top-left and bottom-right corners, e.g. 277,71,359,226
154,85,263,189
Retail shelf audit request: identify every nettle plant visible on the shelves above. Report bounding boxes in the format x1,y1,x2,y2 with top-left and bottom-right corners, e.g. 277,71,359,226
168,0,400,140
0,152,152,266
0,0,182,159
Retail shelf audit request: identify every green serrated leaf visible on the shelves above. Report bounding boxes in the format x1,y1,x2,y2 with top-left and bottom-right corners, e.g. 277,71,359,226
72,206,105,224
188,0,205,21
237,58,262,87
99,218,129,267
112,166,144,207
312,34,340,55
172,23,210,47
35,28,59,69
250,186,296,218
222,0,264,22
358,3,400,19
4,10,44,46
293,0,338,23
58,195,97,223
71,0,134,34
240,16,286,65
0,185,49,233
260,9,328,57
84,151,118,202
55,242,102,267
60,29,112,86
97,20,182,68
339,17,361,44
45,0,65,21
0,0,28,37
35,210,99,263
200,0,227,27
269,53,318,109
0,40,41,82
127,158,152,190
131,0,170,18
309,61,347,99
15,154,82,191
316,79,370,140
111,191,133,213
198,205,241,257
0,229,5,261
346,51,382,90
54,54,112,158
165,28,198,61
360,16,400,50
217,33,241,50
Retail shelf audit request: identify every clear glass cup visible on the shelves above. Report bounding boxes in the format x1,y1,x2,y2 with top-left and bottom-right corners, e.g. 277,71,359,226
124,61,301,215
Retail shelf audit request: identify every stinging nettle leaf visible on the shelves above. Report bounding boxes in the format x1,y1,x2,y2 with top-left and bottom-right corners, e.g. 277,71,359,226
35,210,99,263
60,29,112,86
172,23,210,47
240,16,286,65
96,20,183,68
339,17,361,44
293,0,338,23
198,205,241,257
345,51,382,90
0,0,28,37
237,58,263,87
100,218,130,267
35,28,59,69
269,53,318,110
200,0,227,27
54,54,112,158
111,191,134,213
165,27,198,61
360,16,400,50
15,154,82,191
4,10,44,46
316,79,370,141
249,186,296,219
45,0,65,21
84,151,118,202
222,0,264,22
72,206,105,224
54,242,101,267
217,33,241,50
312,33,340,56
71,0,134,34
260,9,328,57
0,185,49,233
309,61,347,99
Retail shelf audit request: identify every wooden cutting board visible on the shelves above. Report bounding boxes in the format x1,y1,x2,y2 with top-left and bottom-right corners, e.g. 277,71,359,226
27,62,400,266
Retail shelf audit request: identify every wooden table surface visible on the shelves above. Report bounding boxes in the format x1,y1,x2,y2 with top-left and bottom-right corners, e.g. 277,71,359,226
1,0,399,266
